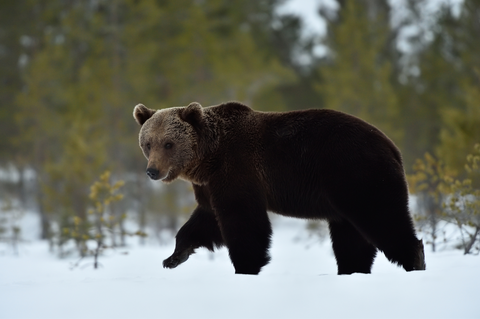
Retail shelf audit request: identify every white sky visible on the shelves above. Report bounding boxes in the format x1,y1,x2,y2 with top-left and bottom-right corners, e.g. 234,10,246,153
276,0,465,58
276,0,337,37
278,0,465,31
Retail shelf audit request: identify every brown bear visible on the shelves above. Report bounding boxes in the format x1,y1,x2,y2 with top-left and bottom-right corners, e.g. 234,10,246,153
133,101,426,275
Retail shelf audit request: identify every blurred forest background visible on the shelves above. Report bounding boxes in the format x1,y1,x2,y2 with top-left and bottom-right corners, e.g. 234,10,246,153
0,0,479,257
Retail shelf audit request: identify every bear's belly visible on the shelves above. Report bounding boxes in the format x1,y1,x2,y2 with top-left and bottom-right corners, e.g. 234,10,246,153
265,187,339,220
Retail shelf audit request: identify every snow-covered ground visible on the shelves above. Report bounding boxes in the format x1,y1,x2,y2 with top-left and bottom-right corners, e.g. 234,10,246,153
1,217,479,319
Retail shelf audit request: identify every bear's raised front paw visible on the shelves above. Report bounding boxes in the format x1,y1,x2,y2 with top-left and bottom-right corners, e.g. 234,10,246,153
163,251,190,269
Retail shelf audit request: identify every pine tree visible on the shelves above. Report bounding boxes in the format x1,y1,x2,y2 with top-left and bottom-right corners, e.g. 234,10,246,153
436,0,480,175
66,171,147,267
408,0,480,176
317,0,401,144
407,153,451,252
0,0,32,165
12,0,295,245
443,144,480,254
123,0,294,110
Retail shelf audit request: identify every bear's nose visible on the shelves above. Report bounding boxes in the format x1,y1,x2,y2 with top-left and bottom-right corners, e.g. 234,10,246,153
146,168,160,180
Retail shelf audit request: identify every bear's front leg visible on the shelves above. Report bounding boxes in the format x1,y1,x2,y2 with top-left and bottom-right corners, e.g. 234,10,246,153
163,246,194,269
213,193,272,275
163,206,224,269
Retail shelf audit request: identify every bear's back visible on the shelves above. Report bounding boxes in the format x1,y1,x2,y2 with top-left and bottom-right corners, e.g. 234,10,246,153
253,108,403,218
200,103,404,219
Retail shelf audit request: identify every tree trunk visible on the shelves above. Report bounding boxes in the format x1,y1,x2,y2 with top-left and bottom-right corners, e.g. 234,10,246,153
464,227,480,255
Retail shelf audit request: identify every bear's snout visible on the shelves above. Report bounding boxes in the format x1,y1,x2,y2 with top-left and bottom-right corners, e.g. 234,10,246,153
146,167,160,180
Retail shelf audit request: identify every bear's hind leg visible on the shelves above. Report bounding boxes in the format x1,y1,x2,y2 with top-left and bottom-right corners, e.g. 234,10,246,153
328,220,377,275
347,207,426,272
377,231,426,272
163,206,224,269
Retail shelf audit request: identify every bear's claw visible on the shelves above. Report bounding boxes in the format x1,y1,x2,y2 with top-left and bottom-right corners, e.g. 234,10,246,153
163,250,191,269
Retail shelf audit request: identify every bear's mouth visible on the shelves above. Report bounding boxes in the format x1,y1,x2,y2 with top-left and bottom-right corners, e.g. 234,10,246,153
161,171,169,181
160,169,173,182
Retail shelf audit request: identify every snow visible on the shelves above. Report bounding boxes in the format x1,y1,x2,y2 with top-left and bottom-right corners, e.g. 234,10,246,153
1,218,479,319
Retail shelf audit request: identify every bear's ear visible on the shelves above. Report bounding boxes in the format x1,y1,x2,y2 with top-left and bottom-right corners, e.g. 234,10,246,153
180,102,204,131
133,104,156,126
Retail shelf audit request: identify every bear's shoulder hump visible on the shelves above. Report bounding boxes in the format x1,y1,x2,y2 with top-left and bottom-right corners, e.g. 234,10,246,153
215,102,253,115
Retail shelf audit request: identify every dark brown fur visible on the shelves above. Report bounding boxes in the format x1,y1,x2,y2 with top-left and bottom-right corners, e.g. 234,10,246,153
133,101,426,275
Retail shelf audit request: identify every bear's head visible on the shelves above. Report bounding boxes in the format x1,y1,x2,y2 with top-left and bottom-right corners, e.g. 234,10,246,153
133,102,206,183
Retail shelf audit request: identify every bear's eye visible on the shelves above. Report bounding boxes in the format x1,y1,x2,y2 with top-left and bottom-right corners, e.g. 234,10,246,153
146,143,151,151
165,143,173,150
